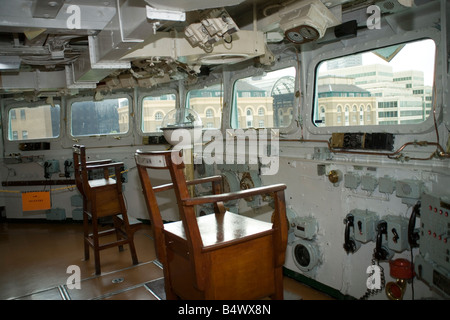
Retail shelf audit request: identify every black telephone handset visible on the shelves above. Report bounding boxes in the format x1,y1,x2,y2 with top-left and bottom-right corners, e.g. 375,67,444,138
374,220,389,260
44,161,52,179
344,214,357,253
408,201,421,248
64,160,73,178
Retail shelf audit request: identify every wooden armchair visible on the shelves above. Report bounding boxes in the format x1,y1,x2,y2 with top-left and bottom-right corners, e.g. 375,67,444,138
135,149,288,300
73,144,138,275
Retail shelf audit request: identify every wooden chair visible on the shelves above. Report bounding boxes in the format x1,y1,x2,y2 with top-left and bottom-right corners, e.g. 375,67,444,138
73,144,139,275
135,149,288,300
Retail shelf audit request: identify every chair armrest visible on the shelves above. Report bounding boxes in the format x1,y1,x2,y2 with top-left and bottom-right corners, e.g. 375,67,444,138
153,175,223,193
182,183,286,206
86,159,113,166
85,162,124,171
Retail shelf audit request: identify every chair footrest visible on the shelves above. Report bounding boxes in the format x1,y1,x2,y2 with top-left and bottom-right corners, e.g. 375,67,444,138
117,215,144,231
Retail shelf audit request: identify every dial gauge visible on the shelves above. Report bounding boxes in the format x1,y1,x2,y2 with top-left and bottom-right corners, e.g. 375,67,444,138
285,25,320,44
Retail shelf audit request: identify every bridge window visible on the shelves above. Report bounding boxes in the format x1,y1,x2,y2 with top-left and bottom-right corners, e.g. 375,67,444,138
231,66,296,129
71,97,129,136
141,93,176,133
7,104,60,141
186,84,223,129
313,38,436,128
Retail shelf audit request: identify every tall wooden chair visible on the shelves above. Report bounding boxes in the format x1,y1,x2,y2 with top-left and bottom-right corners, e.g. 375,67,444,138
135,149,288,300
73,144,138,275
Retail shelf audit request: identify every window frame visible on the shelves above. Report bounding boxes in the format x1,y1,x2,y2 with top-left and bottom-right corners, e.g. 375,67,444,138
185,81,224,131
139,89,178,135
229,60,299,134
68,94,132,139
63,93,135,148
305,28,441,135
4,100,62,143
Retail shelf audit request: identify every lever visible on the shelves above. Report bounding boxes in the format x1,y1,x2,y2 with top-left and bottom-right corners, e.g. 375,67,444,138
391,228,399,243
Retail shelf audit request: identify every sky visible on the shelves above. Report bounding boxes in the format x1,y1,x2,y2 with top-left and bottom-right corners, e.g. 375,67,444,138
362,39,436,86
319,38,436,86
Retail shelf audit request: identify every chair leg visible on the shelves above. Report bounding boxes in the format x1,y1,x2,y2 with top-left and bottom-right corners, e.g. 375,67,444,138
162,266,178,300
118,214,139,265
113,217,124,252
92,218,101,275
270,267,284,300
126,226,138,265
83,211,90,261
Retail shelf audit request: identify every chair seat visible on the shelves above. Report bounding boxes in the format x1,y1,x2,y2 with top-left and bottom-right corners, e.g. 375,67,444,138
163,212,273,251
88,178,116,188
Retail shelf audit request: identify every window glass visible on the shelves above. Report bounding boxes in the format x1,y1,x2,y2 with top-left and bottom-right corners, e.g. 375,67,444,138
186,84,223,129
313,39,435,127
71,98,129,136
8,104,60,140
231,67,296,128
141,94,176,133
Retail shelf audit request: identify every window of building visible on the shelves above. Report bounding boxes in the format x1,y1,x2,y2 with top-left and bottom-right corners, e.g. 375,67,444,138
142,94,176,133
186,85,223,129
231,66,296,128
7,104,60,141
71,97,129,137
313,38,436,127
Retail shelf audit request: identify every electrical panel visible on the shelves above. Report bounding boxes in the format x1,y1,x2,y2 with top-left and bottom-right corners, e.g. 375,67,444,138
351,209,378,243
384,215,409,252
293,216,318,240
46,208,66,221
70,194,83,207
415,193,450,297
396,179,423,199
378,176,396,194
361,174,378,192
344,172,360,189
72,208,83,221
44,159,60,178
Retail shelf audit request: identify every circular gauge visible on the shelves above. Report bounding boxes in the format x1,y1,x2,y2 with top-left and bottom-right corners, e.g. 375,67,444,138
294,243,311,268
292,238,320,272
285,25,320,44
299,25,320,40
286,30,305,43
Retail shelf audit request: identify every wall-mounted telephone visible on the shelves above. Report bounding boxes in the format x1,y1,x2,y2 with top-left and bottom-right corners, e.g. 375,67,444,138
343,213,360,253
44,161,52,179
64,160,73,178
408,201,421,248
373,220,393,261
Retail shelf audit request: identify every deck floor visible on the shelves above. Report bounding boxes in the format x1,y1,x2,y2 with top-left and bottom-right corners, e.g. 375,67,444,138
0,220,333,300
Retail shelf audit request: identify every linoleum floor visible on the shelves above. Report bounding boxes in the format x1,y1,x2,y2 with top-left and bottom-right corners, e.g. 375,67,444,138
0,221,333,300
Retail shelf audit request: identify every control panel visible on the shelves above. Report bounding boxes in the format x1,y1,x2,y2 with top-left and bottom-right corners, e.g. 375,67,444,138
415,193,450,297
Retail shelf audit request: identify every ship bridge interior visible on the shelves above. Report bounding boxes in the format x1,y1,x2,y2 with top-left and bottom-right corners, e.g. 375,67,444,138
0,0,449,306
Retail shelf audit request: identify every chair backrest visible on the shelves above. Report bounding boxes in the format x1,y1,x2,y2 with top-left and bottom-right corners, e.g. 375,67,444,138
73,144,88,198
134,149,202,262
73,144,124,217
